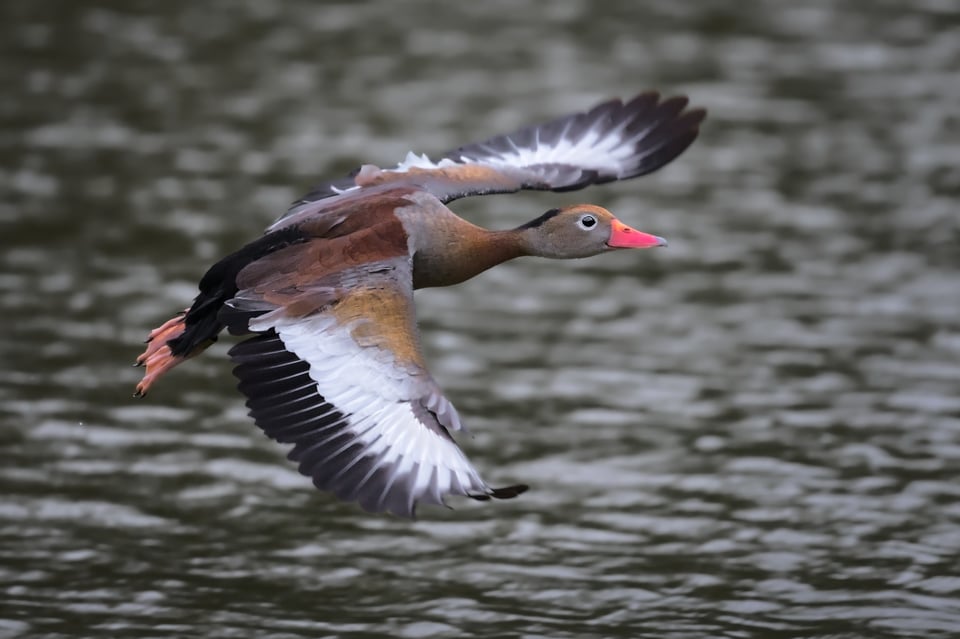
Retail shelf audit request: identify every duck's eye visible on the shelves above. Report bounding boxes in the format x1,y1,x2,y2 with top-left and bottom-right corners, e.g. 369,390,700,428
578,214,598,230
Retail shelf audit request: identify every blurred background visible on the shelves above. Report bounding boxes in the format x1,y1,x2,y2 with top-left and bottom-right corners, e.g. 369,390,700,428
2,1,959,637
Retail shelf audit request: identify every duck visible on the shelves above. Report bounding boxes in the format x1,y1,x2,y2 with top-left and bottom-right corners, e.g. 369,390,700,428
134,91,706,517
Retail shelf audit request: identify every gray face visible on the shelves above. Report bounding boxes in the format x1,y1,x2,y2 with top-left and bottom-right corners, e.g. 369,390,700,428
526,206,617,259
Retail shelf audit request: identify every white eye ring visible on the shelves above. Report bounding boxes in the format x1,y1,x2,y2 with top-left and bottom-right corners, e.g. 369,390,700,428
578,214,598,230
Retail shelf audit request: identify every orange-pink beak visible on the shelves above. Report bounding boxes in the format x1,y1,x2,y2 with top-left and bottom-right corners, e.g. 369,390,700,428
607,219,668,249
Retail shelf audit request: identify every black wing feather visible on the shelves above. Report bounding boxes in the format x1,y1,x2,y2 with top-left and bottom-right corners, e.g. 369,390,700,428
280,91,706,217
228,331,527,516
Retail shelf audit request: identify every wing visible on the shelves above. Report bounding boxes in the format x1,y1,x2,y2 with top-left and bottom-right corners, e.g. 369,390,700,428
220,237,526,517
279,91,706,223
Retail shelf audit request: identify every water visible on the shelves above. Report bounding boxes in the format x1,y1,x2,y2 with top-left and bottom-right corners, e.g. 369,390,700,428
3,1,960,637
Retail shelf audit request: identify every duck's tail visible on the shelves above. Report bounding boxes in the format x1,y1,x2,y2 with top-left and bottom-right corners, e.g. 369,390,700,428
133,225,310,398
133,256,240,398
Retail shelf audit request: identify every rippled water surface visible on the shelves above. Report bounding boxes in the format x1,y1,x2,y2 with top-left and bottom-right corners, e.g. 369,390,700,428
3,1,960,637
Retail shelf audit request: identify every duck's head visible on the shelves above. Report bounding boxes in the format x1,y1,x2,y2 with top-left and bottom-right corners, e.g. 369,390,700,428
517,204,667,259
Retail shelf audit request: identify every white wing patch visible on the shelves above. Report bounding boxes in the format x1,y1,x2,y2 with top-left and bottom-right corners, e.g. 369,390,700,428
453,126,638,174
230,313,524,516
393,151,460,172
274,92,704,221
385,123,636,177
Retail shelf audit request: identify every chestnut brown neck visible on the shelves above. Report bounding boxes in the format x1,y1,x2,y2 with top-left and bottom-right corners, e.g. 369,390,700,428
411,223,530,289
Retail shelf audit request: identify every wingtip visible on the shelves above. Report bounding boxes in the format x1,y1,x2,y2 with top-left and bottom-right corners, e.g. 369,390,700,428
489,484,530,500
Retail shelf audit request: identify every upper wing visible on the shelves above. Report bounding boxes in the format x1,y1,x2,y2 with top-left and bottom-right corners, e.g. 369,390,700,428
279,91,706,223
220,233,526,517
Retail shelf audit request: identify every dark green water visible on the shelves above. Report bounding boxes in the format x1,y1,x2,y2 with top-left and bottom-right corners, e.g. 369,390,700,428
3,2,960,637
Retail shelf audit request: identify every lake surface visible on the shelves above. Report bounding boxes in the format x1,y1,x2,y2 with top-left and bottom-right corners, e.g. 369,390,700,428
3,1,960,637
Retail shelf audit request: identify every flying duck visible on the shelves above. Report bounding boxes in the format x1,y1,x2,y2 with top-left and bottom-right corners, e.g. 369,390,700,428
135,91,706,516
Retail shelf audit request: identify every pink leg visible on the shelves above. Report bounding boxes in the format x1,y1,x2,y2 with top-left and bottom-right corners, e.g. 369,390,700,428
133,309,189,397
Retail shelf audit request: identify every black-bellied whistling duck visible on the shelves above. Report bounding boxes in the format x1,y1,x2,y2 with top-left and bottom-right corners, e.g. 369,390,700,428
135,92,706,517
